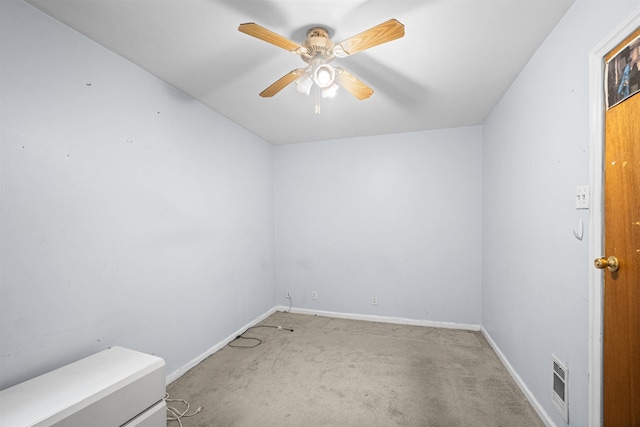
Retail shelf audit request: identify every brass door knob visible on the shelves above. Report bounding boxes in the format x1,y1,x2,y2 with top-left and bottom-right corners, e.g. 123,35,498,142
594,256,619,272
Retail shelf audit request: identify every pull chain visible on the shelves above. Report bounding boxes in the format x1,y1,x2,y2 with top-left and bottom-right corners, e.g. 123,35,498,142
315,86,321,114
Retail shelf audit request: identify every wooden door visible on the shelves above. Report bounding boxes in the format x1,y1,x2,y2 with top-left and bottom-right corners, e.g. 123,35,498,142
602,27,640,427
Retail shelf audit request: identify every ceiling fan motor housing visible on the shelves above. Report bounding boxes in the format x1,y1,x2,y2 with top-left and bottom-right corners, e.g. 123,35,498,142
301,27,335,63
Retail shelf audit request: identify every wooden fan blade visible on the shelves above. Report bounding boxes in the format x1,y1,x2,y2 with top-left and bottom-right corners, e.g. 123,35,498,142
335,68,373,100
335,19,404,57
238,23,304,53
260,69,305,97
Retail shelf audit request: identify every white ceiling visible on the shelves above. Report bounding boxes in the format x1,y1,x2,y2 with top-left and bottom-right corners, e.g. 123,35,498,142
26,0,573,145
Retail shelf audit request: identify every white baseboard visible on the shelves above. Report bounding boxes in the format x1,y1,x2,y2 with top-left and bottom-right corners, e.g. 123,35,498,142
481,327,557,427
276,305,481,331
165,306,279,385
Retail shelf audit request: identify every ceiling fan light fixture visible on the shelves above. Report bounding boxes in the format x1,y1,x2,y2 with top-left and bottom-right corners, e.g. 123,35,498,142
295,75,313,95
322,83,340,98
313,64,336,88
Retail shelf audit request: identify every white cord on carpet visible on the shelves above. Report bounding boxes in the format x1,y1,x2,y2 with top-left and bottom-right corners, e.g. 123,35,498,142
165,392,203,427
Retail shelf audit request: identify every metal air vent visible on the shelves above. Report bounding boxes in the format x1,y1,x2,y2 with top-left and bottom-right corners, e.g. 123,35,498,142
552,355,569,423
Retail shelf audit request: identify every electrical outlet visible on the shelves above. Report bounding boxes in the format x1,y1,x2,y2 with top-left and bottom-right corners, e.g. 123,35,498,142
286,290,291,298
311,291,318,300
372,296,378,305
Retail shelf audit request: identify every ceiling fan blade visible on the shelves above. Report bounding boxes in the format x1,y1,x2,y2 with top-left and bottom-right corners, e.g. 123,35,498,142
334,19,405,57
335,68,374,100
238,23,304,53
259,69,305,97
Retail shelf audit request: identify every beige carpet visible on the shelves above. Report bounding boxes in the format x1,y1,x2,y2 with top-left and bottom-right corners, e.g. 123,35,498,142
166,311,544,426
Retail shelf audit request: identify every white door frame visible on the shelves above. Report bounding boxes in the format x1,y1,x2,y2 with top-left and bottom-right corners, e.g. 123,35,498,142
588,8,640,427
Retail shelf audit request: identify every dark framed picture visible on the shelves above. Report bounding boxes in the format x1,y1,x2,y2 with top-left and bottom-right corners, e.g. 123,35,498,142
605,35,640,109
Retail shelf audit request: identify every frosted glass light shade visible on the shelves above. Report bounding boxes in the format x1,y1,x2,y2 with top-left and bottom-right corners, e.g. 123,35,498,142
313,64,336,88
295,75,313,95
322,83,340,98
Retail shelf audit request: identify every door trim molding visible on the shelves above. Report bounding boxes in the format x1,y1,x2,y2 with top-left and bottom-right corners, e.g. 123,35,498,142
588,8,640,427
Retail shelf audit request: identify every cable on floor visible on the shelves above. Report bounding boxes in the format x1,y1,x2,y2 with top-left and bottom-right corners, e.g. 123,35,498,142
228,335,263,348
165,393,203,427
228,324,294,349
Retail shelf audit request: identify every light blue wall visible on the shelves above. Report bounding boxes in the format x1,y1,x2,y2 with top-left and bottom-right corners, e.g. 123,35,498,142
0,0,275,389
482,1,639,426
274,127,483,325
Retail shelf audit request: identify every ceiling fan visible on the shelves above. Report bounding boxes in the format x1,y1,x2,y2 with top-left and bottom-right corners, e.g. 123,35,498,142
238,19,405,109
